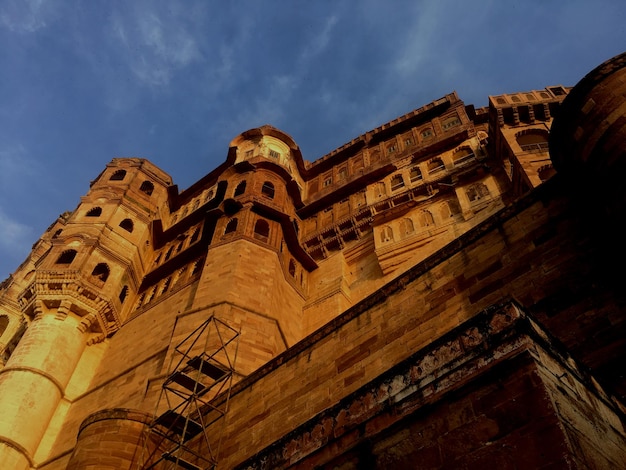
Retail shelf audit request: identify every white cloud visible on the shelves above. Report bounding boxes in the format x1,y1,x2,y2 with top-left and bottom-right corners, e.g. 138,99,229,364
299,15,338,66
391,3,443,77
244,13,339,126
0,0,55,33
110,6,201,87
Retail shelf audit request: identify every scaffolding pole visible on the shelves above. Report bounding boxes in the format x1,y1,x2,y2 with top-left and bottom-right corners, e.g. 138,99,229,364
140,315,239,470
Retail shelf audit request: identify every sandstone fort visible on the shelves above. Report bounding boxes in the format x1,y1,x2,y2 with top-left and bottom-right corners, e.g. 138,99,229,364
0,52,625,469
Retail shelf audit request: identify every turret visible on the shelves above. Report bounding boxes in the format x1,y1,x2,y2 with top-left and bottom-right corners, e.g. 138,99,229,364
0,158,171,469
188,126,315,374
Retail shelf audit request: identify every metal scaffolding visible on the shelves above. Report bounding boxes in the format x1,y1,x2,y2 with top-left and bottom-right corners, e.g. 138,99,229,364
141,315,239,470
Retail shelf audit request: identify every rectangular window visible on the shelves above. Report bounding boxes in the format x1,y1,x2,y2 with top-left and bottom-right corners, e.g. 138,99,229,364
269,149,280,159
442,116,461,130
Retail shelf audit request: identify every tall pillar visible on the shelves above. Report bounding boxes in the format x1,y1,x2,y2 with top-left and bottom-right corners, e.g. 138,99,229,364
0,301,88,469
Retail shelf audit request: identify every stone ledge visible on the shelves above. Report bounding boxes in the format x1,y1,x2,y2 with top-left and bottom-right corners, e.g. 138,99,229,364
235,300,625,469
77,408,153,437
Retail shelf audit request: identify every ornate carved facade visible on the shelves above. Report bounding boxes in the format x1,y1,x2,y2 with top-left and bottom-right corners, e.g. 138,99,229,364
0,53,625,469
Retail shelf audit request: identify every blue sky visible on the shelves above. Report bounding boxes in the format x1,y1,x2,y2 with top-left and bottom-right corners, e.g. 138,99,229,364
0,1,625,280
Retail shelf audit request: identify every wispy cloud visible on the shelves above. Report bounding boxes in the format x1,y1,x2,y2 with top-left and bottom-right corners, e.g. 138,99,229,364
0,0,55,33
391,3,443,78
110,6,200,87
244,13,339,125
298,14,338,67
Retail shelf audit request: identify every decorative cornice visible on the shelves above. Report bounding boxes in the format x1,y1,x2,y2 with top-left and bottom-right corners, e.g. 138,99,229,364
17,270,121,337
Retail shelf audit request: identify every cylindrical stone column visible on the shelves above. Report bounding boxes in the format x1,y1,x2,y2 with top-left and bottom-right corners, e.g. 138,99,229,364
0,303,87,469
67,409,157,470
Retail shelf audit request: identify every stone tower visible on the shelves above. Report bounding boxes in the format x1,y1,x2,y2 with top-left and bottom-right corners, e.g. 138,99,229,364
183,125,314,374
0,158,171,468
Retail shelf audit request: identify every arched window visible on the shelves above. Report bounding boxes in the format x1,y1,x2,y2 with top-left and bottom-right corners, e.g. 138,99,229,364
538,164,556,182
91,263,110,283
427,158,445,174
262,181,275,199
453,147,474,165
139,181,154,196
337,167,347,180
253,219,270,242
403,133,415,147
442,115,461,130
288,259,296,277
56,249,77,264
441,200,461,218
234,181,247,197
110,169,126,181
466,183,490,202
381,226,394,243
420,128,434,140
225,218,238,234
409,166,422,183
0,315,9,338
418,210,434,227
86,207,102,217
119,286,128,304
119,219,134,233
400,218,414,235
390,174,405,191
516,130,549,153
